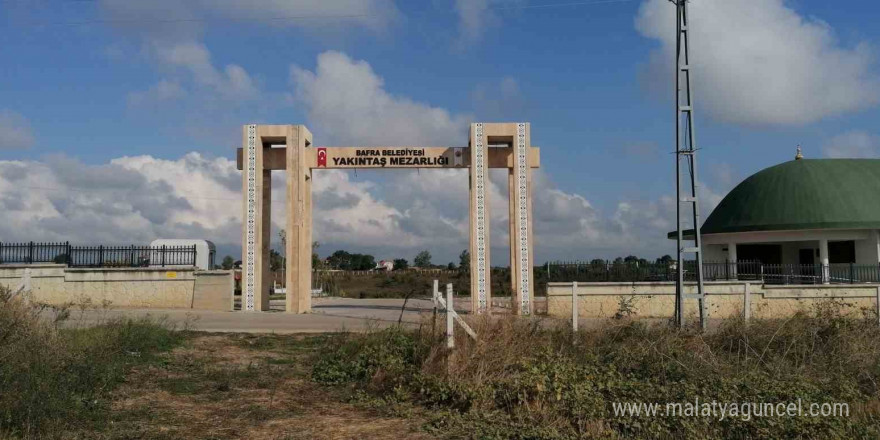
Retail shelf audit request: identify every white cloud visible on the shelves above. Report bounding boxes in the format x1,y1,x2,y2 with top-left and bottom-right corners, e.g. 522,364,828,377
0,153,240,245
454,0,493,44
147,41,258,100
823,130,880,158
635,0,880,125
128,79,186,106
0,110,35,150
288,50,680,260
290,51,468,145
0,51,687,262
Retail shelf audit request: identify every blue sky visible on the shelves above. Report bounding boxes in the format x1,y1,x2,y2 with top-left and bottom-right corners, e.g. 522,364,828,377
1,0,880,264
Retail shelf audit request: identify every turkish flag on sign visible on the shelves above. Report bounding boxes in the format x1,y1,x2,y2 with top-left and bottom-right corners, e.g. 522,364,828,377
317,147,327,167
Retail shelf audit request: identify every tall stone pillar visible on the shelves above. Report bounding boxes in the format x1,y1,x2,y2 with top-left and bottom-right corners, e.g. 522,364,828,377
819,238,830,284
241,124,271,311
511,123,534,315
469,123,491,314
286,125,313,313
508,168,519,314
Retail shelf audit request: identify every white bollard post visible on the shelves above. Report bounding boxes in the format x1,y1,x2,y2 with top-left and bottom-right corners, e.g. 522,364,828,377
744,282,751,323
446,283,454,349
572,281,578,332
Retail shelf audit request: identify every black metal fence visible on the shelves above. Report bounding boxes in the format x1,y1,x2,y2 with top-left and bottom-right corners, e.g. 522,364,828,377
547,260,880,285
0,242,197,268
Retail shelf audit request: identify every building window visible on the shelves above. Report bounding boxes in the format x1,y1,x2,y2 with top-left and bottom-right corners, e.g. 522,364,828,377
828,240,855,264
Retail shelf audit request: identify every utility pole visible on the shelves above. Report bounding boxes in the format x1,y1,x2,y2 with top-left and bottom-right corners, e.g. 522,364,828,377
671,0,707,330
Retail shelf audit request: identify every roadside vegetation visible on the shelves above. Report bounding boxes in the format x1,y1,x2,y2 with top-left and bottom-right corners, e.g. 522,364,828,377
0,286,183,438
6,278,880,439
313,302,880,439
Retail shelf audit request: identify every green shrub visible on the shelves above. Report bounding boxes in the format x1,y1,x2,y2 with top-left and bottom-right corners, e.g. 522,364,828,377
313,306,880,439
0,286,182,438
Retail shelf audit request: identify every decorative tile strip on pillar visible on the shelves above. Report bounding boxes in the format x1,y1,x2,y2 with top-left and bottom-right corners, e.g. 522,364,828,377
515,123,531,315
474,123,488,312
244,124,257,311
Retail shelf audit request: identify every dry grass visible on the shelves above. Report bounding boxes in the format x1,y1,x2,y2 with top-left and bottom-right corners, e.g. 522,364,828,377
103,333,434,440
313,303,880,439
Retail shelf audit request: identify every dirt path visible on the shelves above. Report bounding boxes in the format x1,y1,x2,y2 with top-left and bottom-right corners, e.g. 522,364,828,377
103,333,434,440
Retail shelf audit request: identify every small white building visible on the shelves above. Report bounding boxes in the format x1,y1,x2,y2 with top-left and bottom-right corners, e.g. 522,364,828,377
149,239,216,270
375,260,394,271
672,157,880,283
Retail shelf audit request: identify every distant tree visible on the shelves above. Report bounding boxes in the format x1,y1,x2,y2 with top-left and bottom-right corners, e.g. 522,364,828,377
447,262,456,270
624,255,640,264
393,258,409,271
221,255,235,270
328,250,352,270
612,257,625,266
312,242,322,269
414,250,432,268
269,249,284,272
459,249,470,271
350,253,376,271
656,255,674,265
590,258,606,267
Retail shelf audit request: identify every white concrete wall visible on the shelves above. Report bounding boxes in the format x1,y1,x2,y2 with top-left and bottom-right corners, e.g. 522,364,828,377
703,244,727,262
548,281,880,320
855,231,879,264
0,264,232,310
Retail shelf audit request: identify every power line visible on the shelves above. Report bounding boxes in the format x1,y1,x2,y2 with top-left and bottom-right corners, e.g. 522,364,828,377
11,0,635,27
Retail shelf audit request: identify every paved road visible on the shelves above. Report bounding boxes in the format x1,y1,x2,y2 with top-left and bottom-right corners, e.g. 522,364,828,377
55,297,695,334
57,297,460,334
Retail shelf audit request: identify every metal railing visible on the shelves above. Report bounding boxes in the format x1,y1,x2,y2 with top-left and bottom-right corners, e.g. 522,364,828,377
0,241,197,268
546,260,880,285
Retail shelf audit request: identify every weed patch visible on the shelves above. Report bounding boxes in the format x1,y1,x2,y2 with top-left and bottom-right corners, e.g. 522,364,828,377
0,286,182,438
313,307,880,439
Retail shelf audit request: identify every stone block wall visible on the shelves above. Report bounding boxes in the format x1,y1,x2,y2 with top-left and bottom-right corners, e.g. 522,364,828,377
0,264,232,310
547,281,880,320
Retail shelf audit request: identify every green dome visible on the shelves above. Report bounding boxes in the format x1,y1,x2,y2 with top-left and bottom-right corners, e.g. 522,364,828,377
701,159,880,234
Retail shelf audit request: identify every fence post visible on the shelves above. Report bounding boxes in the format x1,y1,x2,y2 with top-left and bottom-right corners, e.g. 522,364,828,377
432,280,439,338
28,241,34,264
446,283,454,349
129,245,134,267
161,245,166,267
193,244,198,268
743,282,751,324
98,245,104,267
66,241,71,267
572,281,578,333
850,263,855,284
876,286,880,327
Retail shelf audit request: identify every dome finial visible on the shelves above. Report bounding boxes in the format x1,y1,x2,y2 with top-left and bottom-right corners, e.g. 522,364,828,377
795,144,803,160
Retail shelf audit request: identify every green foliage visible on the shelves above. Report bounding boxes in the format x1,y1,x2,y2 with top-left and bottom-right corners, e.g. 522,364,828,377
392,258,409,271
312,307,880,439
459,249,470,271
312,327,420,388
269,249,284,272
221,255,235,270
414,250,432,268
327,250,376,270
0,286,182,437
